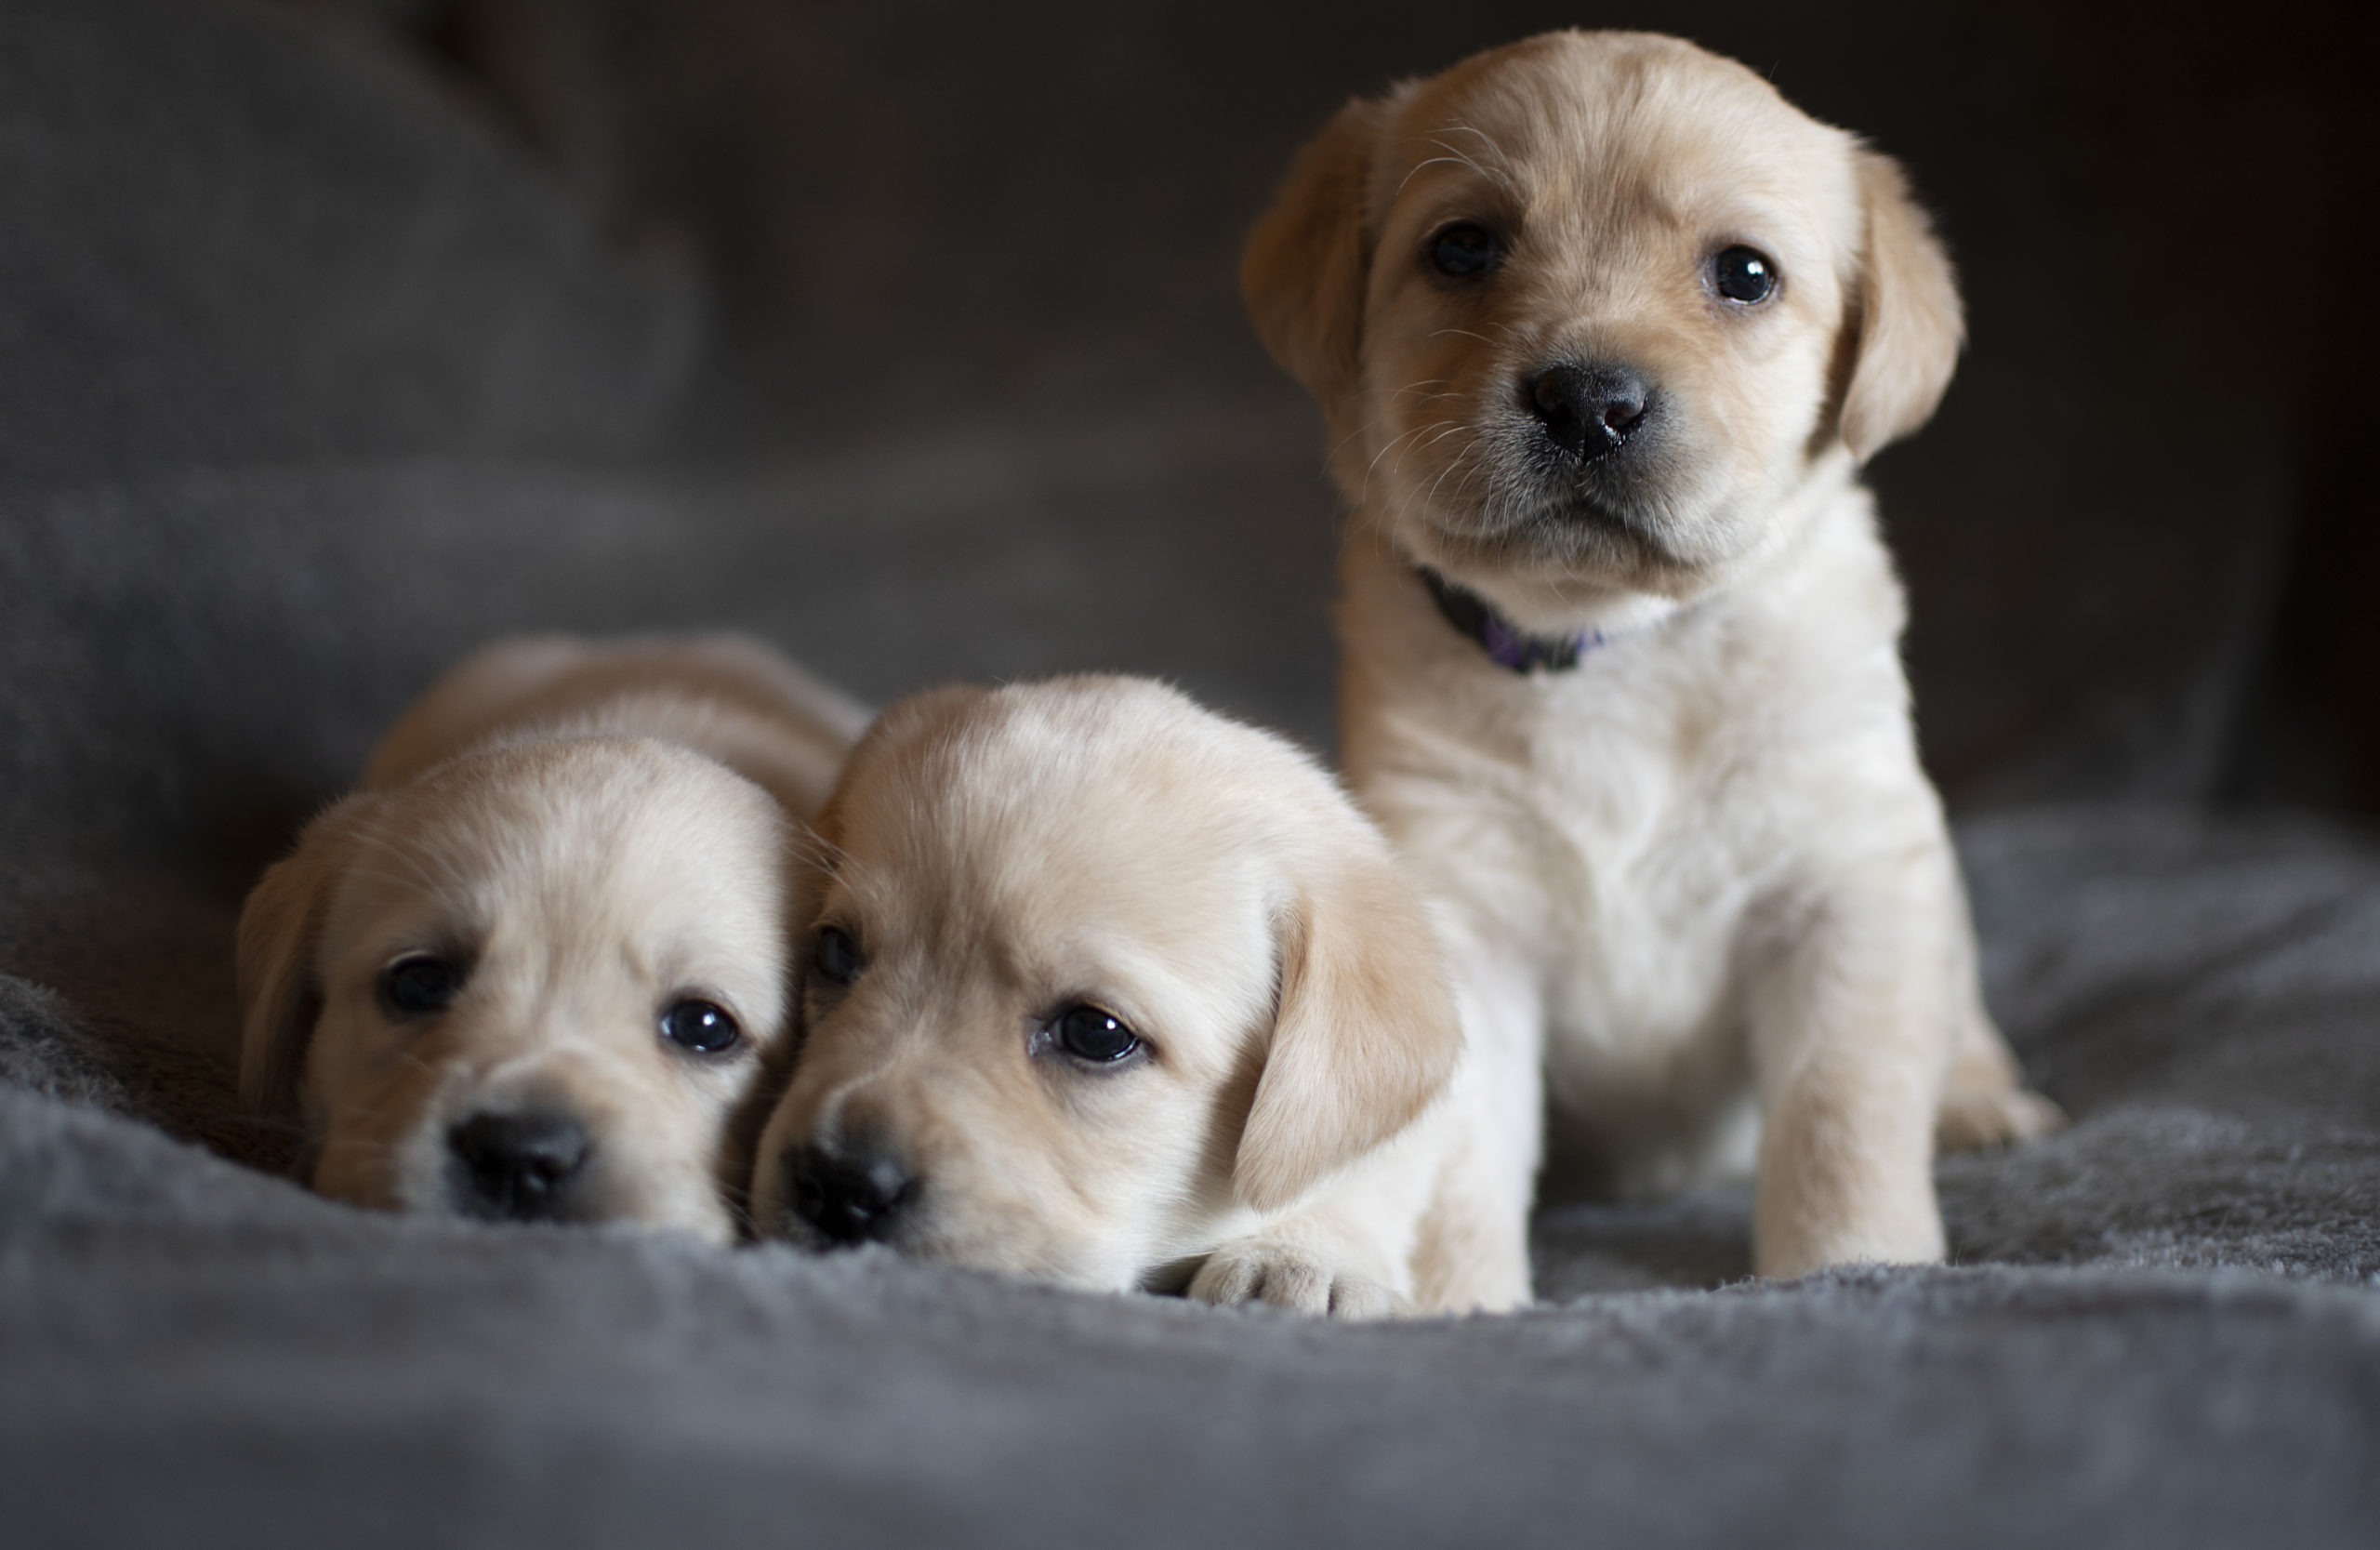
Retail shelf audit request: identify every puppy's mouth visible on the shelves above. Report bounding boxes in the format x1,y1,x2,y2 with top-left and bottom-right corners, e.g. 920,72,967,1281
1398,424,1689,575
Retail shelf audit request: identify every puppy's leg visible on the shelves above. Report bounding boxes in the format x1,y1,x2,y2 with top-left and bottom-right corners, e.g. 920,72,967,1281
1747,862,1953,1278
1408,948,1540,1313
1934,921,2066,1151
1408,1138,1535,1314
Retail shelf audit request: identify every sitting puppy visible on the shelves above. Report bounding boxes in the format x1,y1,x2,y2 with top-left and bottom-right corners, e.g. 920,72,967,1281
748,675,1526,1316
1242,31,2059,1278
237,635,866,1239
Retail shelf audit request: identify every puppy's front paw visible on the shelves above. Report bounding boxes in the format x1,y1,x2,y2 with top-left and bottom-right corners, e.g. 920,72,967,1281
1936,1083,2066,1153
1188,1240,1405,1319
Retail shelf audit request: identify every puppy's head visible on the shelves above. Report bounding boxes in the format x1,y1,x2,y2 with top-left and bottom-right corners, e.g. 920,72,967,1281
237,739,796,1240
749,677,1461,1292
1244,30,1962,626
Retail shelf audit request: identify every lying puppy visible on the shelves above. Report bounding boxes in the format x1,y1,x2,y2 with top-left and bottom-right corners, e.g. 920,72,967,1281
237,635,866,1239
748,675,1526,1316
1243,31,2060,1278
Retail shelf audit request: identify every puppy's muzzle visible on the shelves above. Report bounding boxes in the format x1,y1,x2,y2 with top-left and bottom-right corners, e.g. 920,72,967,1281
447,1110,592,1222
785,1139,915,1246
1527,363,1649,462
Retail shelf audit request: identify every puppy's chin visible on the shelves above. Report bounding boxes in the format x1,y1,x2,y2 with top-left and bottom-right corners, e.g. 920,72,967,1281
1373,435,1831,638
1383,488,1714,635
1416,493,1690,579
908,1232,1114,1289
894,1210,1144,1292
1368,426,1751,608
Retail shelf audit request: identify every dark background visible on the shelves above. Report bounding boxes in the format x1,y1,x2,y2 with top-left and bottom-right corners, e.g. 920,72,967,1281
297,0,2380,812
0,0,2371,1152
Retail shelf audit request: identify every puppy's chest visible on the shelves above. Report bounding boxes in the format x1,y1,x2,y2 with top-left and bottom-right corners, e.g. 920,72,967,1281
1421,666,1787,1065
1547,696,1768,1014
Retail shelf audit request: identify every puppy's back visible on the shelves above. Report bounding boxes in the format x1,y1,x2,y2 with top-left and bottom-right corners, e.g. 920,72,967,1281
365,634,868,817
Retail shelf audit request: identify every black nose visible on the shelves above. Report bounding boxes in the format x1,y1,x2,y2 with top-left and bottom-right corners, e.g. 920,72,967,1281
1527,364,1649,461
786,1141,914,1245
448,1111,591,1221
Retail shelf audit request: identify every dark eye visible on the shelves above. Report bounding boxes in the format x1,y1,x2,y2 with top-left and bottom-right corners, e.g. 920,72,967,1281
660,998,741,1054
1426,221,1500,279
379,955,460,1017
812,926,862,987
1054,1004,1140,1065
1711,245,1777,304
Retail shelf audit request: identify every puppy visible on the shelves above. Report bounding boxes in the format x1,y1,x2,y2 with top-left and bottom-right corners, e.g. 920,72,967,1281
1243,31,2060,1278
237,634,866,1239
747,675,1527,1316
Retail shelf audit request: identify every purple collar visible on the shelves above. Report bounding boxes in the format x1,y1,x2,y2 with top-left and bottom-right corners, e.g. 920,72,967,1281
1419,569,1608,674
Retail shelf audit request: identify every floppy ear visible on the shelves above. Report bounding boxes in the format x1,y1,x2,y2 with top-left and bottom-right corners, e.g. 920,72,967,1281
1232,849,1464,1214
235,795,378,1116
1240,95,1387,413
1837,150,1964,462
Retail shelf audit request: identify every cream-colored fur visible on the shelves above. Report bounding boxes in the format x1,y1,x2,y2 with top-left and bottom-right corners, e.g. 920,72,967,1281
236,634,866,1240
747,675,1529,1316
1244,31,2060,1279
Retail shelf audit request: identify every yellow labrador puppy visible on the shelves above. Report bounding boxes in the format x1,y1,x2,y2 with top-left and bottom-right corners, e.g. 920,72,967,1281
237,635,866,1240
748,675,1526,1317
1243,31,2059,1278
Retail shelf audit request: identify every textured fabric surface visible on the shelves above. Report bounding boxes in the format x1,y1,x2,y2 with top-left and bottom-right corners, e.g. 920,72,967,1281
7,806,2380,1548
3,3,2377,1544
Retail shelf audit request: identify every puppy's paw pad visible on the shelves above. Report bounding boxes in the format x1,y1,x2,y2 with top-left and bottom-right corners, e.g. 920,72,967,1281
1188,1244,1402,1319
1936,1084,2066,1152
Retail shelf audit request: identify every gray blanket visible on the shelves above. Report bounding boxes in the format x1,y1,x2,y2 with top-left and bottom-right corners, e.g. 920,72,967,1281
7,806,2380,1547
3,3,2375,1544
